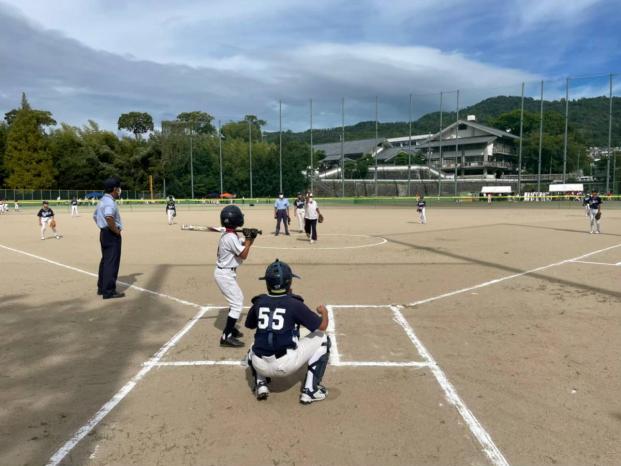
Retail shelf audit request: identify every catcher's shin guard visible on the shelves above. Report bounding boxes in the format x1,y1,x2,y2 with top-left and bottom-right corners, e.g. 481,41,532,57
304,335,331,392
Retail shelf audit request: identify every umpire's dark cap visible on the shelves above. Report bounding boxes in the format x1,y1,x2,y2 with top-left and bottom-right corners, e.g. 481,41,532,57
104,177,121,191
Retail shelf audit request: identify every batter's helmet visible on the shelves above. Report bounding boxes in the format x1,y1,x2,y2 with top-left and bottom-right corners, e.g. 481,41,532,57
220,205,244,228
259,259,300,294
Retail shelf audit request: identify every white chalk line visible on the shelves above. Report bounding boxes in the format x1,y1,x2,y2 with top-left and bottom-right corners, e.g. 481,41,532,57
152,360,429,368
407,242,621,307
0,243,204,309
254,233,388,250
390,305,509,466
46,305,213,466
325,305,342,365
569,260,621,267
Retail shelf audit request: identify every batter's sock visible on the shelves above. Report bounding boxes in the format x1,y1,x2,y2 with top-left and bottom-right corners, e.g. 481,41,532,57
223,316,238,337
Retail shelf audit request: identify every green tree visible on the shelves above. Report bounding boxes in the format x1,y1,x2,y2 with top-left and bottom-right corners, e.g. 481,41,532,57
4,94,56,188
0,122,8,186
222,115,265,142
118,112,154,140
177,111,216,135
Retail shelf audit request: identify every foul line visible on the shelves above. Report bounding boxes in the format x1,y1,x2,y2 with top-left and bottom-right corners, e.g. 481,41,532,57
46,305,212,466
325,305,342,365
569,260,621,267
407,242,621,307
0,243,204,309
390,305,509,466
152,360,429,368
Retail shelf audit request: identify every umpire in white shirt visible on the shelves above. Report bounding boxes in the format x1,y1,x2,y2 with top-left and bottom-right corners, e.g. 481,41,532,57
94,177,125,299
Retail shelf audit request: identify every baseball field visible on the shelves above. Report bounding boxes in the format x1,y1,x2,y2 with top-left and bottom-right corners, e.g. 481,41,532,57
1,202,620,466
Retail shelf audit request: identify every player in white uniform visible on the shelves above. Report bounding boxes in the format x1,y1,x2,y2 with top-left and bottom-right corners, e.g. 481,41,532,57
417,194,427,224
70,197,79,217
294,193,305,232
0,199,6,214
165,196,176,225
214,205,257,347
14,200,20,212
304,193,321,244
37,201,61,240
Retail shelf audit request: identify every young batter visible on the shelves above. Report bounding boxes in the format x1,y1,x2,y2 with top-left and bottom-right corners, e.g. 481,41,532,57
214,205,256,347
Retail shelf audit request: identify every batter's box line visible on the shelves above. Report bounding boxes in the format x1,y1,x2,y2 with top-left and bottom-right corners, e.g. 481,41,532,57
149,360,430,368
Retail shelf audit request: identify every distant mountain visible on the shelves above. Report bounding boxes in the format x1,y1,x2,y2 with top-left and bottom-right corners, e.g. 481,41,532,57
266,95,621,147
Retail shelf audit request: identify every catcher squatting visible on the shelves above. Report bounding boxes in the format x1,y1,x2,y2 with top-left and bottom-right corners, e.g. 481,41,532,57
214,205,331,404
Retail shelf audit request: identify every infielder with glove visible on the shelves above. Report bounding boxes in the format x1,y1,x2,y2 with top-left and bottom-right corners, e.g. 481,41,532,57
214,205,256,347
587,190,603,234
166,195,176,225
416,194,427,224
245,259,331,404
37,201,61,240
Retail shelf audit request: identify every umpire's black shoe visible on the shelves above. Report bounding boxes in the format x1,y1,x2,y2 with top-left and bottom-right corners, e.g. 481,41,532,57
231,327,244,338
103,292,125,300
220,334,244,347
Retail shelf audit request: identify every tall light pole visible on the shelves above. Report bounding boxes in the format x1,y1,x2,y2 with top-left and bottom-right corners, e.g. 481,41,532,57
606,73,613,193
408,93,412,197
562,77,569,182
248,118,253,199
189,121,194,199
537,80,544,192
310,98,314,193
518,82,525,196
438,91,444,196
341,97,345,198
374,95,379,197
454,90,460,197
279,100,283,193
218,119,223,196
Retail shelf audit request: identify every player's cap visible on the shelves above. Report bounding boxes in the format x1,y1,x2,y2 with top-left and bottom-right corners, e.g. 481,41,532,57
259,259,300,294
103,177,122,191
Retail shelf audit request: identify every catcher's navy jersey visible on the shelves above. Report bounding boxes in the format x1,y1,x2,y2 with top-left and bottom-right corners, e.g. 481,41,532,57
588,196,602,209
166,200,176,211
37,208,54,218
245,293,321,357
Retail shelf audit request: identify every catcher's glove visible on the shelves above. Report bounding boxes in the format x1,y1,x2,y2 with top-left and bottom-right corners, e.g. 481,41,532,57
595,211,602,220
50,219,57,229
318,213,324,223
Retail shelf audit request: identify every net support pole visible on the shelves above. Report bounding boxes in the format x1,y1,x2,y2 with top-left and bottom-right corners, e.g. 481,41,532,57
310,98,314,194
606,73,613,193
537,80,544,193
248,119,253,199
341,97,345,198
438,92,444,197
279,100,283,193
454,89,460,197
374,95,379,197
408,93,412,197
189,122,194,199
562,77,569,182
218,120,223,196
518,82,525,196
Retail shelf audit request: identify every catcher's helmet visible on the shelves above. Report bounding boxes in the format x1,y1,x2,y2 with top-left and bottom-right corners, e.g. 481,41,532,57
259,259,300,294
220,205,244,228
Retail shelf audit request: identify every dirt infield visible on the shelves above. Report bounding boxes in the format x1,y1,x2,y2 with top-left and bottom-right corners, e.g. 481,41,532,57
1,203,620,465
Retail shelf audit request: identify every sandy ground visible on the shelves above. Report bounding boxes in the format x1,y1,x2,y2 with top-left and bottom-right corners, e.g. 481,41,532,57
0,203,620,465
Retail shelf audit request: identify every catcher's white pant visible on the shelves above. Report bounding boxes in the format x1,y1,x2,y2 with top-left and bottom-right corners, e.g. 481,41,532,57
296,208,305,231
418,207,426,224
214,267,244,319
71,205,79,216
167,210,175,225
249,331,328,379
589,209,601,233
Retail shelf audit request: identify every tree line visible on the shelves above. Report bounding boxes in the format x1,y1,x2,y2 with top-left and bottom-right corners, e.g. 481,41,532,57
0,94,320,197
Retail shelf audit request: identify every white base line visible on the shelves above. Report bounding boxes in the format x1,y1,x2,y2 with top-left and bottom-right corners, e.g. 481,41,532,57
0,243,205,309
325,305,342,365
46,306,212,466
570,260,620,267
390,305,509,466
408,242,621,307
152,360,429,368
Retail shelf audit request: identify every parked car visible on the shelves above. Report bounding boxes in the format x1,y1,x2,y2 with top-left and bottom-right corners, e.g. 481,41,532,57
85,192,103,199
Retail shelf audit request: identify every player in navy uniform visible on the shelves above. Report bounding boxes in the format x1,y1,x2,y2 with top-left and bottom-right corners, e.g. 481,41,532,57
587,190,602,234
71,196,79,217
37,201,61,240
416,194,427,224
245,259,331,404
166,196,176,225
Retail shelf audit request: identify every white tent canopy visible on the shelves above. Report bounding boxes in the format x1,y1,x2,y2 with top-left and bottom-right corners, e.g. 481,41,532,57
481,186,512,194
548,183,584,193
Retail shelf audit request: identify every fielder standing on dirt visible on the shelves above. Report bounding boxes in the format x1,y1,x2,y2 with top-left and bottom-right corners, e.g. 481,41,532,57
587,190,603,234
304,193,322,244
245,259,331,404
294,193,305,232
416,194,427,224
71,196,79,217
37,201,61,240
166,195,176,225
214,205,257,347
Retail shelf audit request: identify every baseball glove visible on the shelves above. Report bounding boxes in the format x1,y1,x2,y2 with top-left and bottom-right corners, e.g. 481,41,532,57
595,211,602,220
50,219,57,229
318,213,324,223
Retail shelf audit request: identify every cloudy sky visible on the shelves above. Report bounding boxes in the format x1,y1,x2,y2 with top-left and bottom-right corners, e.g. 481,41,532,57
0,0,619,132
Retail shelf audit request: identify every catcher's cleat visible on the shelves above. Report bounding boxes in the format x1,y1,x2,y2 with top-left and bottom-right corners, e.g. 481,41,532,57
300,387,327,405
231,327,244,338
220,334,244,348
255,382,269,400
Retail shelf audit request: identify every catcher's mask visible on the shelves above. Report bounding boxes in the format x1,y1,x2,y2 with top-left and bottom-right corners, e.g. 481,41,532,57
259,259,300,294
220,205,244,228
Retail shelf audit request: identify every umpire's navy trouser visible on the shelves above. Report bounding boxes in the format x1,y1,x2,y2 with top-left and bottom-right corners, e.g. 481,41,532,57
98,228,122,297
275,209,289,235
